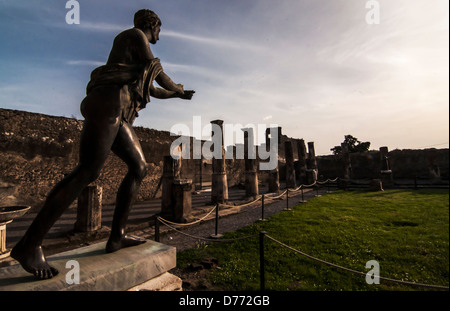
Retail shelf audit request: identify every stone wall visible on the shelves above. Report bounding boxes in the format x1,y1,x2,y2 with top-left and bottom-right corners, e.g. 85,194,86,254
316,149,449,181
0,108,247,210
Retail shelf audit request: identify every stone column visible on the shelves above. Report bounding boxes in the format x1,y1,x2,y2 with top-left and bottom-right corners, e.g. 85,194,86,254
242,128,258,198
74,185,102,232
211,120,228,203
379,146,394,188
265,127,282,147
172,179,193,223
306,141,318,184
265,127,280,193
285,141,296,188
194,157,203,191
295,139,307,185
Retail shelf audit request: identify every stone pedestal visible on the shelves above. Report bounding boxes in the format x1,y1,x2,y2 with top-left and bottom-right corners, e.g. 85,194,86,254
0,221,12,259
0,240,178,291
161,155,181,219
74,185,102,232
172,179,193,223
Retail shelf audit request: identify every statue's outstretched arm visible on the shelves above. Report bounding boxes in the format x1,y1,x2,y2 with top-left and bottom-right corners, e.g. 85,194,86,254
150,84,194,100
134,28,185,95
155,72,185,94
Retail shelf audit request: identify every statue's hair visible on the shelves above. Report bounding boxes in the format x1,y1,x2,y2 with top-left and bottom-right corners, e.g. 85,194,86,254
134,9,161,31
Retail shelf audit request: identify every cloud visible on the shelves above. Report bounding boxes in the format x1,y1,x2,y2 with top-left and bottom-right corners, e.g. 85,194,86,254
163,29,262,51
77,21,130,33
67,60,104,66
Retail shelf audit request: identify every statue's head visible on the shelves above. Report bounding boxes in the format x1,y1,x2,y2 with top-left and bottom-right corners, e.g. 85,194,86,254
134,9,161,44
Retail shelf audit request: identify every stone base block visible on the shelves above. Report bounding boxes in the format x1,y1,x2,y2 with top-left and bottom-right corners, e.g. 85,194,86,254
128,272,182,291
0,240,176,291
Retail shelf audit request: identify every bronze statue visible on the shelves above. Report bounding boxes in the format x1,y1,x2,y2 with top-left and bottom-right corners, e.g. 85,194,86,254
11,9,194,280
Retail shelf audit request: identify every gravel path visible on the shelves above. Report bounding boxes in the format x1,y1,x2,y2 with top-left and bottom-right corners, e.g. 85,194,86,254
156,188,323,252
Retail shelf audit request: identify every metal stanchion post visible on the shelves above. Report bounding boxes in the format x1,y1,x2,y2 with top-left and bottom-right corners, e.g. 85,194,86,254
210,204,223,239
285,189,292,211
155,217,160,242
315,184,321,197
301,187,305,202
259,231,266,291
260,194,266,221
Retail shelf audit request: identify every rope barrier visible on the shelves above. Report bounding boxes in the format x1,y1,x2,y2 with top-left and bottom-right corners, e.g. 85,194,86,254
156,204,217,227
154,179,448,290
317,177,339,185
219,195,263,208
157,216,259,243
265,190,287,199
265,234,449,290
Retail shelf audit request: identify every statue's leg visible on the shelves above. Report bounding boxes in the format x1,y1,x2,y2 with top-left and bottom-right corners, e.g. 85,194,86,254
11,89,122,279
105,121,148,253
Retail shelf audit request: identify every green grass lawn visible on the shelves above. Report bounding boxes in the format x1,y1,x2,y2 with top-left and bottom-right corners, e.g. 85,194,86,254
177,189,449,291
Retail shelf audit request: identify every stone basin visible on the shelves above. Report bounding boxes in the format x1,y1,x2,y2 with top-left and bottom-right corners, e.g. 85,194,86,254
0,206,31,223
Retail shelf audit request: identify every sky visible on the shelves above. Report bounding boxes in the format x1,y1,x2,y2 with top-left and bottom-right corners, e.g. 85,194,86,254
0,0,448,155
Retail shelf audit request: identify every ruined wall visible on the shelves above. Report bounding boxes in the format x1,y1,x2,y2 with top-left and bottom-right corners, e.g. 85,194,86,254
316,149,449,181
0,109,244,209
1,108,447,210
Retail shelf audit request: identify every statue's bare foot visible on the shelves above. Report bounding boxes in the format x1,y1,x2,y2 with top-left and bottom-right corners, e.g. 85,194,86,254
105,235,146,253
10,242,59,280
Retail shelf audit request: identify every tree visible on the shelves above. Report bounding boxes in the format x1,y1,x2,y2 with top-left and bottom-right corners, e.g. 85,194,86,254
331,135,371,155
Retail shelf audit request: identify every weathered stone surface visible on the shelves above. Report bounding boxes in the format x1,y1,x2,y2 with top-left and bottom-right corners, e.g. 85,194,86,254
0,240,176,291
172,179,193,223
74,185,102,232
211,120,228,203
285,141,296,188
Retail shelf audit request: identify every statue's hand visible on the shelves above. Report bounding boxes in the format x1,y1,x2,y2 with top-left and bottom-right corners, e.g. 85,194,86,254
179,90,195,100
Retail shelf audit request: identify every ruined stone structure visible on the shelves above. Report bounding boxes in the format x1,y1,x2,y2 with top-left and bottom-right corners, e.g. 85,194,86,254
242,128,258,198
285,141,296,188
0,108,448,214
210,120,228,203
295,139,307,185
74,185,102,232
265,127,280,192
306,142,318,184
